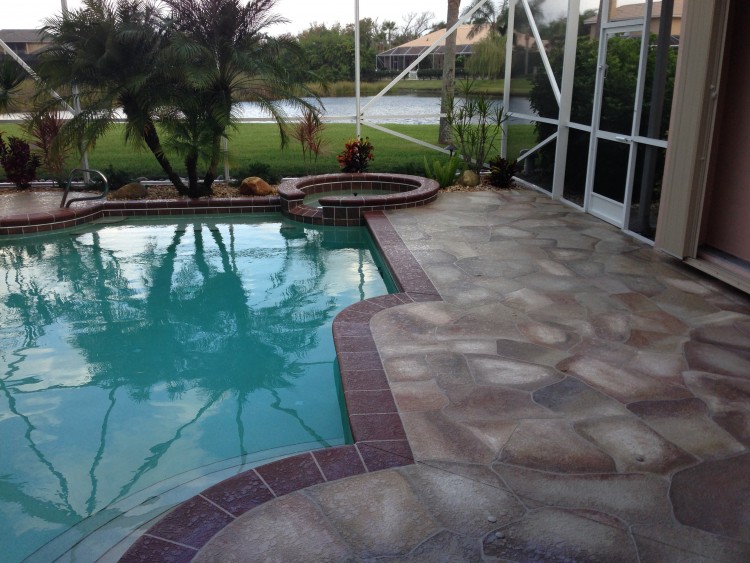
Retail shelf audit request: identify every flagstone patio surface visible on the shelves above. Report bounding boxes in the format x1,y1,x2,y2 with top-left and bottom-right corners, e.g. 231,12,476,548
185,189,750,562
6,187,750,561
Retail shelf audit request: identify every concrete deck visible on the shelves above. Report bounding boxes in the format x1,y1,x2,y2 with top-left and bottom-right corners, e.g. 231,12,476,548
4,187,750,561
194,189,750,562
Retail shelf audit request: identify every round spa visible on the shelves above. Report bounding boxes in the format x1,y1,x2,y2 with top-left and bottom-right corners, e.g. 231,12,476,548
278,173,439,226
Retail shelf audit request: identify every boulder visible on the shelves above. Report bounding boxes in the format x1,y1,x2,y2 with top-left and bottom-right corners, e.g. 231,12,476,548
239,176,274,196
457,170,480,187
111,182,147,200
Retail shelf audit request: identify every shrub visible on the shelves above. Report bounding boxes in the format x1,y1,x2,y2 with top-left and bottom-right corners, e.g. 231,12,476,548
488,156,519,188
0,134,41,188
446,80,507,173
337,137,374,173
290,107,327,175
99,165,133,190
424,155,463,188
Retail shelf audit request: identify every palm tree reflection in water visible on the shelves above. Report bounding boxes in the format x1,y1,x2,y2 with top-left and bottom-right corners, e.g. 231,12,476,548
0,217,386,560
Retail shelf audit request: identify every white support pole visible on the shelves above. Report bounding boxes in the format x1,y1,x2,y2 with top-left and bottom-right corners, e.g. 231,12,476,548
61,0,90,178
551,0,581,199
222,136,230,184
354,0,362,137
501,0,516,159
520,131,558,159
583,0,612,211
72,87,90,175
522,0,561,104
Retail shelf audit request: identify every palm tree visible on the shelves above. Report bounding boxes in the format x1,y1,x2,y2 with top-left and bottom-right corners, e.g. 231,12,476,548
158,0,319,197
38,0,318,198
465,0,548,75
38,0,186,191
382,20,397,49
438,0,508,143
464,0,508,37
439,0,461,145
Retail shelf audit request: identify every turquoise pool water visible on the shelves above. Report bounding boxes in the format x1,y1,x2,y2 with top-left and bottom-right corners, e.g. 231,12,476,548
0,216,392,562
304,189,394,207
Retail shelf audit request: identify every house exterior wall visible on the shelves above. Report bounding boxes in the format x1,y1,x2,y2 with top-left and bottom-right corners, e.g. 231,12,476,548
586,1,682,38
655,0,750,293
656,0,724,257
702,1,750,263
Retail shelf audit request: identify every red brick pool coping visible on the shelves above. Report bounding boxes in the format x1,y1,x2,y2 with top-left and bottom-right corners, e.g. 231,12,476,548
0,174,438,236
114,210,440,562
279,173,439,227
0,196,281,236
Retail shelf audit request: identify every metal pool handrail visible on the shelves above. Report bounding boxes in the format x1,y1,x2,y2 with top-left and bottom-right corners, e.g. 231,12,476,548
60,168,109,208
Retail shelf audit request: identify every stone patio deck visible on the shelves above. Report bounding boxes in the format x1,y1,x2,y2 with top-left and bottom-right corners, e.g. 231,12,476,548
192,189,750,562
4,187,749,561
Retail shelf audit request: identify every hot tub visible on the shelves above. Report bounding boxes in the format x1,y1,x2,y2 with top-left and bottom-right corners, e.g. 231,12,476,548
278,173,439,226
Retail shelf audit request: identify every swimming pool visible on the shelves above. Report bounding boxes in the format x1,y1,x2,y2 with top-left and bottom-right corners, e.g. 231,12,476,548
0,215,393,561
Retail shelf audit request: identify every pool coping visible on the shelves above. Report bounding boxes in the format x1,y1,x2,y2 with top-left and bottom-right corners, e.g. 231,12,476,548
116,210,441,562
0,196,282,236
278,173,439,227
0,176,439,235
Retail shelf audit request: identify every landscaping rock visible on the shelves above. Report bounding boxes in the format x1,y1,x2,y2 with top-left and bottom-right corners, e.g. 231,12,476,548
111,182,147,199
457,170,480,187
239,176,274,196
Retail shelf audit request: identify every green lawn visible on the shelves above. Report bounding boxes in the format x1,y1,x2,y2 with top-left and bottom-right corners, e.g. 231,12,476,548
1,122,537,185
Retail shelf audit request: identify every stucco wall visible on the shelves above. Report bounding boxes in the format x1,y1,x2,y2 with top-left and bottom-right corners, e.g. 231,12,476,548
703,1,750,263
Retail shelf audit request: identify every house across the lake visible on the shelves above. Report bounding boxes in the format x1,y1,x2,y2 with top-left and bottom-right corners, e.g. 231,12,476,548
375,24,545,74
584,0,684,38
0,29,50,64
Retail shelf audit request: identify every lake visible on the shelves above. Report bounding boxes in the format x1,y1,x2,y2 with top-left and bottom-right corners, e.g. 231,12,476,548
1,95,534,126
236,94,535,125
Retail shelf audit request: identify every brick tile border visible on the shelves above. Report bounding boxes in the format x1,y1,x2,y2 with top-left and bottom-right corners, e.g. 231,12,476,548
0,176,439,234
278,173,439,226
0,197,282,236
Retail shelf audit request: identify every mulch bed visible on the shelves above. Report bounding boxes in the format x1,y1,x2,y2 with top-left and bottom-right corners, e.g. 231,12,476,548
136,180,502,200
1,179,506,201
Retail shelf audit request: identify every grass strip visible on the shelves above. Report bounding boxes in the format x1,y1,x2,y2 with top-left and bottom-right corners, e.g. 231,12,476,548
1,122,537,185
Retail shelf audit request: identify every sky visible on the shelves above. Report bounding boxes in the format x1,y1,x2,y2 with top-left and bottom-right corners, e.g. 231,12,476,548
5,0,606,35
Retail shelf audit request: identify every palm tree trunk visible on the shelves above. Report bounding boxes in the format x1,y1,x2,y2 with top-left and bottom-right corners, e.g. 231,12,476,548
202,136,222,193
185,152,201,198
439,0,461,145
141,122,187,195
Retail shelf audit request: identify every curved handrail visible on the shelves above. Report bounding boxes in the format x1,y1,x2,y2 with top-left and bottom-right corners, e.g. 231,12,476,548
60,169,109,208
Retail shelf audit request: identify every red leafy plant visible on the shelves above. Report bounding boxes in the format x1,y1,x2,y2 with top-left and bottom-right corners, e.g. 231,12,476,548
0,134,41,189
24,110,72,185
291,107,327,175
337,137,374,173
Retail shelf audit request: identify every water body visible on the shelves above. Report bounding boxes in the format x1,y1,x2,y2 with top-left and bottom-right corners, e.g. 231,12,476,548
0,96,534,126
237,94,535,125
